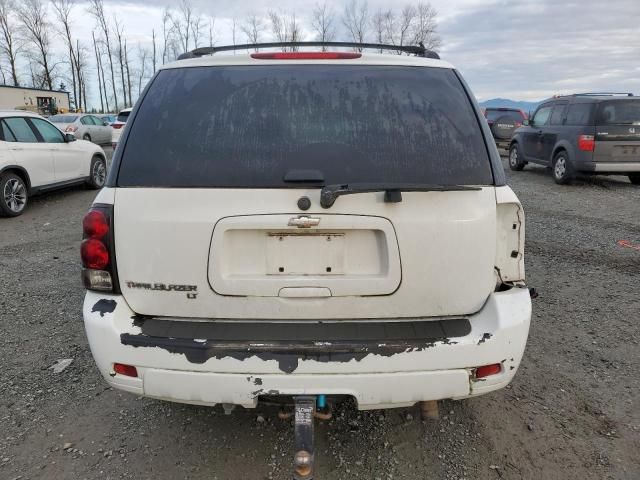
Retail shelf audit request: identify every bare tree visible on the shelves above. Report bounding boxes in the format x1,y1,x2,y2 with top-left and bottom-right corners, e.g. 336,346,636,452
91,30,104,112
191,13,204,49
89,0,118,109
240,14,265,48
310,2,335,50
268,11,300,50
342,0,369,49
161,7,170,63
412,2,441,51
169,0,196,53
151,29,157,73
75,39,89,111
370,8,389,51
208,17,215,47
136,43,149,97
230,17,237,49
114,17,128,107
269,11,286,45
380,5,416,53
18,0,55,90
124,39,132,106
51,0,81,108
0,0,21,86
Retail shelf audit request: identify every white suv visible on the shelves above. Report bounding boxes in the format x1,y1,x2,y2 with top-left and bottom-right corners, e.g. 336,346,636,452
81,43,531,476
0,111,107,216
110,107,132,149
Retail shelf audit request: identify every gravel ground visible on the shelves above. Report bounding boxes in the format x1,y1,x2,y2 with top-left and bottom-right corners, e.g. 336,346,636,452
0,155,639,480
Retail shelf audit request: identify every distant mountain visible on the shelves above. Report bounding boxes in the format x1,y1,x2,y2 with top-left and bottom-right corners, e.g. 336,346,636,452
479,98,540,114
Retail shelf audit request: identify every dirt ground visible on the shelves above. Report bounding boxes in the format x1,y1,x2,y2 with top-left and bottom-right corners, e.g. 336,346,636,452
0,155,638,480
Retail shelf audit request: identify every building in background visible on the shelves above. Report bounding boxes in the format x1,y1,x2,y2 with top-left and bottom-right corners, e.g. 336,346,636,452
0,85,70,115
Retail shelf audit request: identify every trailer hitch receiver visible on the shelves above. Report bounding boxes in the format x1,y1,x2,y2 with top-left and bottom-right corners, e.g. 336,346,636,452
293,396,316,479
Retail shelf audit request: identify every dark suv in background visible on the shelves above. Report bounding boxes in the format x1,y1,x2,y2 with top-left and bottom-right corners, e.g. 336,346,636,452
483,107,528,149
509,93,640,184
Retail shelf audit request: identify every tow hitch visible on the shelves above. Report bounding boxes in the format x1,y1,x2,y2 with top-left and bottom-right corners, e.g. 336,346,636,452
293,396,315,479
277,395,331,479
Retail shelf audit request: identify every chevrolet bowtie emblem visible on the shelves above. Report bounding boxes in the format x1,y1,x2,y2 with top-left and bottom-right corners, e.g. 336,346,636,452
288,216,321,228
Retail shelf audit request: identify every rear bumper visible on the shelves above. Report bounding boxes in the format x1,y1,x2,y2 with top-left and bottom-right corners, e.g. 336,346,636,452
82,288,532,409
580,161,640,173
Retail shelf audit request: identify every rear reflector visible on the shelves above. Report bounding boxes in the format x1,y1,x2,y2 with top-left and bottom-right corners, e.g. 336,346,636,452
251,52,362,60
474,363,502,379
113,363,138,378
578,134,595,152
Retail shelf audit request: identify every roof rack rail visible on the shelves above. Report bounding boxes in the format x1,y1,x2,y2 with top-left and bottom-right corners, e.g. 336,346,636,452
177,41,439,60
570,92,634,97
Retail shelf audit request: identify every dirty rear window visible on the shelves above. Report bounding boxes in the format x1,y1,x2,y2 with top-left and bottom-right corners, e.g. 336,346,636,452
117,65,493,187
485,110,524,122
117,111,131,123
50,115,78,123
596,100,640,125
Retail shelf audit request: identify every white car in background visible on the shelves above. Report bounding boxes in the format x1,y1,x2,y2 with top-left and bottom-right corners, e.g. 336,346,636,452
111,107,132,149
49,113,113,145
0,111,107,217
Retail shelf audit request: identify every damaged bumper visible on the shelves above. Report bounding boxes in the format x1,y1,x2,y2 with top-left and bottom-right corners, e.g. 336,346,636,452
82,288,531,410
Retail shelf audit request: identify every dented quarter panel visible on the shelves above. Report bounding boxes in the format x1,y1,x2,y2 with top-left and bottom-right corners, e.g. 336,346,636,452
494,186,526,283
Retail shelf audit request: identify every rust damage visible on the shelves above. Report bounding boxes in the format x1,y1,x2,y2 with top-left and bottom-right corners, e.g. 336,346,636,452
91,299,117,317
120,317,471,373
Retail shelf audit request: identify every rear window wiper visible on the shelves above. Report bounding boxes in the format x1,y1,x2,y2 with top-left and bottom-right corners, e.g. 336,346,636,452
320,183,482,208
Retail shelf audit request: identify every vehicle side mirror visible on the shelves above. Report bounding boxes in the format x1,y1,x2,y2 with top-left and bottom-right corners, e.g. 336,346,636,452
103,121,109,126
523,119,530,126
65,133,76,142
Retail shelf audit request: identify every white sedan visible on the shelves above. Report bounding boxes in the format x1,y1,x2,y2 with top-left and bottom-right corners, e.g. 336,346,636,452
0,111,107,217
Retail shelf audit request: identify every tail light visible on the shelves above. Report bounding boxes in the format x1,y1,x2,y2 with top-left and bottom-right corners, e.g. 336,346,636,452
65,125,78,132
578,134,595,152
81,204,119,292
112,123,123,129
251,52,361,60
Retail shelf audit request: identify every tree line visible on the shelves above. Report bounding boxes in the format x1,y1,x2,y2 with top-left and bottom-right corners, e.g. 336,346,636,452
0,0,441,113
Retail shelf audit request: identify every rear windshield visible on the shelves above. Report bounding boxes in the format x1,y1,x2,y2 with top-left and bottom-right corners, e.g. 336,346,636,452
117,111,130,123
485,109,523,122
50,115,78,123
596,100,640,125
117,65,493,187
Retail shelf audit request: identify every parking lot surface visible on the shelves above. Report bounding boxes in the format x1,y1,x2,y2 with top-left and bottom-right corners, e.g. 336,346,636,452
1,158,638,479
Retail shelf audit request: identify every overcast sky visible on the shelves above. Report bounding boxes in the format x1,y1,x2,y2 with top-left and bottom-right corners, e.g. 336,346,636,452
65,0,640,109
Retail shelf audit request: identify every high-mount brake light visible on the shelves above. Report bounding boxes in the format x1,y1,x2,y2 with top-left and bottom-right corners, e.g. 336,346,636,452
251,52,362,60
81,205,118,292
578,134,595,152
